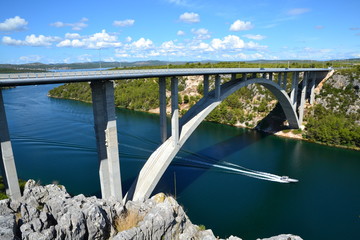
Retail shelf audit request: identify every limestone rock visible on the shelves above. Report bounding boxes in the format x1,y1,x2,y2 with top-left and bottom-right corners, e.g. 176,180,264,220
0,214,17,240
0,180,302,240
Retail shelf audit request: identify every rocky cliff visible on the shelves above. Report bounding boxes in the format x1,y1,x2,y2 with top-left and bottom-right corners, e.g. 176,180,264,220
0,180,302,240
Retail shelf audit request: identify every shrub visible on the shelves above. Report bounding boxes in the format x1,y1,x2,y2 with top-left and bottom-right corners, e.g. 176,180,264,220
114,210,144,232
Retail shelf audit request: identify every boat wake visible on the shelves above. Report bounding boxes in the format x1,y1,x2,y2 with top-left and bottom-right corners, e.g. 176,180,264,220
13,134,298,183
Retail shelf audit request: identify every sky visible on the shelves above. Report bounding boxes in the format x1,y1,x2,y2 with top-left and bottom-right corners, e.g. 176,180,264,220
1,0,360,64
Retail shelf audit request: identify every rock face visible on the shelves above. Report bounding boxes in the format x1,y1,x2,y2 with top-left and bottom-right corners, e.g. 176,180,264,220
0,180,302,240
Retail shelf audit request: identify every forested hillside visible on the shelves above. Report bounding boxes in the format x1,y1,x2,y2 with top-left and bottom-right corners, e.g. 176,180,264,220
304,67,360,148
48,62,360,149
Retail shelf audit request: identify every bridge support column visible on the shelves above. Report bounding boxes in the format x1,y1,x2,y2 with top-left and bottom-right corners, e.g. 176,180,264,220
171,77,179,145
290,72,299,108
269,72,273,81
90,81,122,201
203,75,209,97
0,89,21,200
298,72,308,125
231,73,236,81
309,72,316,104
242,73,247,81
159,77,167,143
215,75,221,99
277,73,282,86
282,72,288,89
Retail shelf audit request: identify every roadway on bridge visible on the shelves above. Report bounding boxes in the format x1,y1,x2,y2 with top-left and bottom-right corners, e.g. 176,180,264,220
0,67,331,87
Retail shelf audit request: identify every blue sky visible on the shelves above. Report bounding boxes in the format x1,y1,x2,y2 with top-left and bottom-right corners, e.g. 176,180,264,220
1,0,359,64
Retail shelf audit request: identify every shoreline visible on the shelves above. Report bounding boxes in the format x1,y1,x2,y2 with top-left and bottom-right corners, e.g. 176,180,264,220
47,93,360,152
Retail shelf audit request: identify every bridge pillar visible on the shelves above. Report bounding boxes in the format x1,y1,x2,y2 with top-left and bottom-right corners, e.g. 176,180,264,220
242,73,247,81
269,72,273,81
203,75,209,97
90,81,122,201
231,73,236,81
215,75,221,99
309,72,316,104
277,73,282,86
290,72,299,108
159,77,167,143
0,89,21,200
282,72,288,89
298,72,308,125
171,77,179,145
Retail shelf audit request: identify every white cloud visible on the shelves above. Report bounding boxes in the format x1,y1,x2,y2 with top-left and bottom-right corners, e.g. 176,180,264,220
2,36,22,45
57,30,122,49
50,18,88,31
65,33,82,39
287,8,310,16
229,20,253,31
24,35,60,46
167,0,188,6
2,35,60,47
0,16,28,32
57,39,85,48
245,41,267,50
179,12,200,23
177,30,185,36
161,40,178,50
130,38,154,49
243,34,266,40
77,54,92,62
190,42,211,51
112,33,269,60
192,28,211,40
113,19,135,27
125,36,132,42
104,57,116,62
160,41,184,54
19,55,42,62
211,35,245,50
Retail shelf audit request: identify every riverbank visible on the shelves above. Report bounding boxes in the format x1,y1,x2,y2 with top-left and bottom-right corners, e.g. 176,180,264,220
0,180,303,240
46,68,359,151
47,92,360,151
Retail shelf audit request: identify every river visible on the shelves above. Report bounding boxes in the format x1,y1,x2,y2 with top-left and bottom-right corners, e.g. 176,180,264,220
2,84,360,239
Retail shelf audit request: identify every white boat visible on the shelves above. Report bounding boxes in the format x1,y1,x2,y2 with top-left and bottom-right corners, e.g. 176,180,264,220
280,176,298,183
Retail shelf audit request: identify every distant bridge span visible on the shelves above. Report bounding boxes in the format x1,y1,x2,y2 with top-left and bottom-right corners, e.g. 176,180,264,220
0,68,333,201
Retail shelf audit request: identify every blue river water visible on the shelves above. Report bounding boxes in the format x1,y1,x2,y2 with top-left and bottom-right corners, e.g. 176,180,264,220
2,84,360,239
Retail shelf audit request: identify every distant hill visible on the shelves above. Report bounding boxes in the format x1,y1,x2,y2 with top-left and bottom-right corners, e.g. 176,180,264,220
1,58,359,72
0,61,187,71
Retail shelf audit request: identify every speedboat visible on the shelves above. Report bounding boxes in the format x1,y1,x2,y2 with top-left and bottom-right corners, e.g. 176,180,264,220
280,176,298,183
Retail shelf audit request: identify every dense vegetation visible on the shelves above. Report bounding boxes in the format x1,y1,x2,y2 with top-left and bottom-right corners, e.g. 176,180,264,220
48,61,360,150
0,176,26,200
304,67,360,148
0,68,44,74
305,105,360,147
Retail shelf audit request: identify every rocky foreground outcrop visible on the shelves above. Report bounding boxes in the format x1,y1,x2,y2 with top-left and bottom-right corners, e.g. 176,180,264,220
0,180,302,240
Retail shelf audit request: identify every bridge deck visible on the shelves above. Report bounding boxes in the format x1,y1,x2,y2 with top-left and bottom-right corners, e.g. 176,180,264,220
0,68,331,87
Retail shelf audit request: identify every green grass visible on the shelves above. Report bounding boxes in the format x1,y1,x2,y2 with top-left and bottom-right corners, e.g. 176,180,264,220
0,176,27,199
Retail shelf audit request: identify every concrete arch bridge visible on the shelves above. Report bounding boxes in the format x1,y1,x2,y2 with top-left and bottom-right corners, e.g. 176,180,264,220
0,68,333,201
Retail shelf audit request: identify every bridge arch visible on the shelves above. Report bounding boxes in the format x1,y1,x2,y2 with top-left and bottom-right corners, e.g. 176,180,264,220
127,76,299,201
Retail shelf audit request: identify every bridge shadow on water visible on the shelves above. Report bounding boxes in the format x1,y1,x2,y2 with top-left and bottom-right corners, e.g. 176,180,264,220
150,128,273,198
